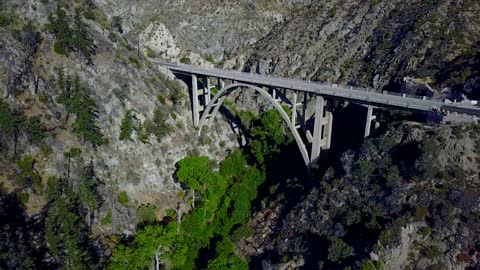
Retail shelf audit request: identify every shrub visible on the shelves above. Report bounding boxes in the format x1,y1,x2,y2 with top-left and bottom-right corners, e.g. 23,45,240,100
180,56,191,64
117,191,129,207
414,205,429,221
423,245,442,258
157,94,166,104
129,57,141,68
205,54,215,64
419,226,431,237
16,156,43,193
137,204,157,225
165,79,185,106
232,224,254,242
328,237,355,262
101,211,113,225
40,144,53,156
17,192,29,204
111,16,123,33
39,93,49,103
360,261,376,270
53,41,66,55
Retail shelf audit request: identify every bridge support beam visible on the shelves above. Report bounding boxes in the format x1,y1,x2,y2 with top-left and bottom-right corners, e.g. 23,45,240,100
207,97,226,127
292,92,298,127
203,77,211,105
218,78,225,90
325,111,333,149
311,96,325,164
364,105,376,138
192,74,200,127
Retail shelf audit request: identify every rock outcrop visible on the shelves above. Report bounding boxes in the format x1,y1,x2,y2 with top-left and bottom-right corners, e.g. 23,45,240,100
243,0,480,98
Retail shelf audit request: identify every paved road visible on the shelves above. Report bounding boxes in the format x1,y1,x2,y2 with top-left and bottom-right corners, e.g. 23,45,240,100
153,60,480,117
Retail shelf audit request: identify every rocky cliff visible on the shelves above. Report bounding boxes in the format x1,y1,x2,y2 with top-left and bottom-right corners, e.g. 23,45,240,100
0,0,238,235
242,0,480,99
93,0,312,61
240,122,480,269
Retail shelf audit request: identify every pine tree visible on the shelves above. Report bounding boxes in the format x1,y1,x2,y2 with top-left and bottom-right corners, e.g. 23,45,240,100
76,158,100,227
0,99,16,139
46,197,97,269
56,69,73,122
73,9,95,64
136,122,150,144
50,5,72,55
119,110,135,141
71,76,104,146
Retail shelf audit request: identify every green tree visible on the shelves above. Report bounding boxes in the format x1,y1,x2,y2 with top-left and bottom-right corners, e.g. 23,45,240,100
0,99,16,142
55,68,73,122
119,110,135,141
145,107,173,142
46,197,97,269
72,8,95,63
328,237,355,263
15,156,42,193
22,116,46,144
136,122,150,144
64,147,82,180
49,5,72,55
0,99,47,155
137,204,157,225
70,76,104,146
14,20,42,57
75,158,101,222
45,176,61,201
207,238,247,270
108,109,294,270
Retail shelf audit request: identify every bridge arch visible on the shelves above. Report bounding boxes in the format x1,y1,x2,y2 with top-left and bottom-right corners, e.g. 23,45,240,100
198,83,310,166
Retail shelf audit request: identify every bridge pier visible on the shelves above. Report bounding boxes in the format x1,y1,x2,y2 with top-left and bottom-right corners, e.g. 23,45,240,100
203,77,211,105
292,92,299,127
364,105,376,138
218,78,225,90
311,96,325,163
310,96,333,166
192,74,200,127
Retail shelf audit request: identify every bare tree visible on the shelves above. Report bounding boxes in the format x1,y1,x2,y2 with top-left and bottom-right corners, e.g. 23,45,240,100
154,245,169,270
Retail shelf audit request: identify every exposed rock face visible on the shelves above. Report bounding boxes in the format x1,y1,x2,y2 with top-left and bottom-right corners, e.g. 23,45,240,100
243,0,480,97
0,1,239,234
139,21,180,60
93,0,312,60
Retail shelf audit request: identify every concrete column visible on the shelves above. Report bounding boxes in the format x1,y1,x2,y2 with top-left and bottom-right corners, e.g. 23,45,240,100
324,111,333,149
192,74,199,126
364,106,376,138
206,77,211,105
218,78,225,90
203,77,211,106
292,92,298,126
303,92,308,124
311,96,325,163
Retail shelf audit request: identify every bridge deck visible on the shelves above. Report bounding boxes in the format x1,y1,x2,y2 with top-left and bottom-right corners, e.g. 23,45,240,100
153,60,480,117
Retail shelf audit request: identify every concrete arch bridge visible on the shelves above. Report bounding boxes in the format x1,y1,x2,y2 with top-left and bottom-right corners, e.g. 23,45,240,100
154,61,480,169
